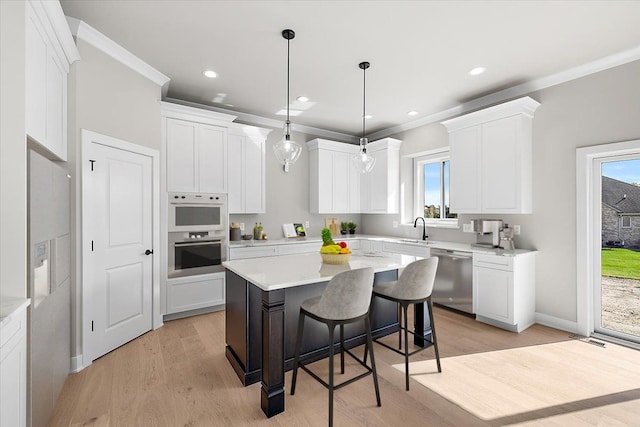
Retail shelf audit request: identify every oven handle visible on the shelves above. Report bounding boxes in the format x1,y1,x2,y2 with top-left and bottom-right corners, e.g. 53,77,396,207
173,240,222,247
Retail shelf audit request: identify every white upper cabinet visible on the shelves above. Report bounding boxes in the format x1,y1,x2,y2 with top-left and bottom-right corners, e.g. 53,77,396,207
360,138,402,214
25,0,79,161
308,139,360,214
442,97,540,214
161,102,236,194
228,126,271,214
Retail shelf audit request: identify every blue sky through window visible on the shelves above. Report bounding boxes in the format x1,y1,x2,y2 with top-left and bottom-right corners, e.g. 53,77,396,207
602,159,640,184
424,162,440,207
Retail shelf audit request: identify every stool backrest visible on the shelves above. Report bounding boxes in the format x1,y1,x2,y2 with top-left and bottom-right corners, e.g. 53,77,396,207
391,257,439,301
316,267,375,320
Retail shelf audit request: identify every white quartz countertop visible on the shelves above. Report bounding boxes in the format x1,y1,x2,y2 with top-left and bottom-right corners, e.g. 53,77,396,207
0,296,30,329
223,251,421,291
229,234,534,257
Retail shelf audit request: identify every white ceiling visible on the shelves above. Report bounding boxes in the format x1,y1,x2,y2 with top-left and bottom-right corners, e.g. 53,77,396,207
60,0,640,139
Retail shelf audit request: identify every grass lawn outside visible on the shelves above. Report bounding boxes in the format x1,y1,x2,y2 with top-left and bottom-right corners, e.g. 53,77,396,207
601,248,640,280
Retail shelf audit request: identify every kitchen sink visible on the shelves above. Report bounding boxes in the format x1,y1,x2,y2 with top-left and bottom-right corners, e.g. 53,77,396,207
399,238,433,245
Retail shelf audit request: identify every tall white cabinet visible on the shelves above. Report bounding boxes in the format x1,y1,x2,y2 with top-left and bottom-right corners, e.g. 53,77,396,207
25,0,79,161
442,97,540,214
308,139,361,214
228,126,271,214
1,301,29,427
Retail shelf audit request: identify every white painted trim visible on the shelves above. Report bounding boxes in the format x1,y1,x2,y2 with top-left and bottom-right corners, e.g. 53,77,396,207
30,0,80,65
441,97,540,132
165,97,359,143
160,101,236,125
69,355,86,373
66,17,170,94
80,129,162,365
535,312,579,335
371,46,640,140
576,139,640,337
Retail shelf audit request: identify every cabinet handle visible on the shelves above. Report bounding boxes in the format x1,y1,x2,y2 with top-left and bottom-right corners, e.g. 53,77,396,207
145,249,153,255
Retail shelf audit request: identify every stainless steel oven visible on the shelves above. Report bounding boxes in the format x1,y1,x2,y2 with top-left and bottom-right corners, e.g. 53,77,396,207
168,231,227,278
169,193,227,233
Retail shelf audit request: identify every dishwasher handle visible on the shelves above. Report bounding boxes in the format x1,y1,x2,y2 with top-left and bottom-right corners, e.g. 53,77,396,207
431,248,473,260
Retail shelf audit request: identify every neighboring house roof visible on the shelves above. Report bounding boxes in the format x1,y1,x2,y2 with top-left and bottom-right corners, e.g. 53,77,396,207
602,176,640,214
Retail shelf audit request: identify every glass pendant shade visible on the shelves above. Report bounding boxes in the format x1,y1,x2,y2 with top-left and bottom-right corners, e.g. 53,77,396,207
273,120,302,172
352,137,376,173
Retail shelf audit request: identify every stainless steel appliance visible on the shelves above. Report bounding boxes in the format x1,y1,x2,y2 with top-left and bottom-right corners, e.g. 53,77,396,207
168,230,226,278
169,193,227,233
431,249,473,314
471,219,503,248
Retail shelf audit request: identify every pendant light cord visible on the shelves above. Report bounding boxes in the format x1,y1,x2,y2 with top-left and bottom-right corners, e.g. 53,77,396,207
362,64,366,141
286,36,290,125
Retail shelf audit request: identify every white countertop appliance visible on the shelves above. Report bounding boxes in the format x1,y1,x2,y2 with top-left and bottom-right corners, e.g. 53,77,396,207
472,219,503,248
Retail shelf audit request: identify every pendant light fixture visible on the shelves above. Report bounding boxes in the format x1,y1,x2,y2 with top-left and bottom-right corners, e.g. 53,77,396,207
352,61,376,173
273,29,302,173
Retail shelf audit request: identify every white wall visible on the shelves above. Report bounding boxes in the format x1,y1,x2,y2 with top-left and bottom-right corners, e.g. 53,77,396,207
67,38,162,358
363,59,640,327
0,0,27,299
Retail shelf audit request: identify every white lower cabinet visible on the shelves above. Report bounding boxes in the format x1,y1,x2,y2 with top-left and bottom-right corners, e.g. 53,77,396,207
473,252,535,332
382,241,430,257
229,241,320,260
165,273,225,315
1,304,28,427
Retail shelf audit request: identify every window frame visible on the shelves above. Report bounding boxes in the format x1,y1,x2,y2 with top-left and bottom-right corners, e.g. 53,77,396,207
621,215,631,228
413,149,458,227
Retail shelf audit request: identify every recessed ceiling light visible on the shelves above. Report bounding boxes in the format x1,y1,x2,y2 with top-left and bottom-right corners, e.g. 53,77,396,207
408,111,419,116
296,96,309,102
468,67,486,76
203,70,218,78
364,114,373,120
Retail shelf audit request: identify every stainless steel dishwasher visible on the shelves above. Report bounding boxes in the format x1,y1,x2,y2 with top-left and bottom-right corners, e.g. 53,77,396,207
430,248,473,314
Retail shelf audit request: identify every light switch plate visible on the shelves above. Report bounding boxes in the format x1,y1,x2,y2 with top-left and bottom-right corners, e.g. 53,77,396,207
392,221,398,228
513,225,521,235
463,223,473,232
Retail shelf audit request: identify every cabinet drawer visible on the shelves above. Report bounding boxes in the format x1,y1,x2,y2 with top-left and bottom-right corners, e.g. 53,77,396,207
473,253,513,271
278,242,319,256
229,246,278,260
166,274,225,314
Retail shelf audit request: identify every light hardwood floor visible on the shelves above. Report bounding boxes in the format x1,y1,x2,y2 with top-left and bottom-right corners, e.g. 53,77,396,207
49,307,639,426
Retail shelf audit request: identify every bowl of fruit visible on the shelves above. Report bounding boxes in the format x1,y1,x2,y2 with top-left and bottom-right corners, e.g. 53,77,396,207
320,228,351,264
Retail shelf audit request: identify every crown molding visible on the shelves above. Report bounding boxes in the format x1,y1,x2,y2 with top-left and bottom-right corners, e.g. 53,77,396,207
66,17,170,95
369,45,640,140
31,0,80,66
164,98,358,143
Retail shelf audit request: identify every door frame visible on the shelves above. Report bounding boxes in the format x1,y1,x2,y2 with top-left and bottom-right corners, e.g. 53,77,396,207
81,129,161,369
576,139,640,337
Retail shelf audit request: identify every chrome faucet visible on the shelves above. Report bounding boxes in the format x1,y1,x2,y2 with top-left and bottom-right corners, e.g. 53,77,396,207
414,217,428,240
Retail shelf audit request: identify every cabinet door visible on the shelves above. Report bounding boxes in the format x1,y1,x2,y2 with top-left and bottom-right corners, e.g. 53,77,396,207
473,266,512,323
243,136,265,213
227,134,243,212
348,158,360,213
0,313,27,427
166,119,198,192
46,51,66,159
332,151,350,212
198,125,227,193
449,125,482,213
25,6,48,145
368,149,389,213
166,275,225,314
482,116,520,212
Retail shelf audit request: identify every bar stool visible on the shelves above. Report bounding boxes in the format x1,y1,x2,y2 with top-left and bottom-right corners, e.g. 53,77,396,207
290,267,381,427
369,257,441,390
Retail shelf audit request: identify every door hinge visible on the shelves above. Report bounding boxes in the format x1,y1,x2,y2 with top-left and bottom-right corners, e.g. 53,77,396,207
91,240,94,251
89,159,96,171
91,321,94,332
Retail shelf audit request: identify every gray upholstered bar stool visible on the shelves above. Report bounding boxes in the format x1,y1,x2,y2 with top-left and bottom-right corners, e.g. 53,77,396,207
290,267,381,427
369,257,441,391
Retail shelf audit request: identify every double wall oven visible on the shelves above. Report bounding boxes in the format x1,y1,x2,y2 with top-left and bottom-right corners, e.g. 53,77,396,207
168,193,227,278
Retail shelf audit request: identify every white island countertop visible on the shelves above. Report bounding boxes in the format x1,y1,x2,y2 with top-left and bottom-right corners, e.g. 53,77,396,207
223,251,421,291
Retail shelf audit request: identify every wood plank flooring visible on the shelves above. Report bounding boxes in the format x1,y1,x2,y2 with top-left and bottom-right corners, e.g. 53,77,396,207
48,307,639,426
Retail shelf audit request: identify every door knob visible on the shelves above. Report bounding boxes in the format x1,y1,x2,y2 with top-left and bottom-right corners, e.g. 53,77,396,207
145,249,153,255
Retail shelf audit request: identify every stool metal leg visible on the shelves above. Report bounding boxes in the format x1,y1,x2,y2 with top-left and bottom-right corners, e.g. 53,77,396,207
340,324,345,375
328,322,336,427
428,298,442,373
365,316,382,407
398,304,402,350
290,311,306,395
402,303,410,391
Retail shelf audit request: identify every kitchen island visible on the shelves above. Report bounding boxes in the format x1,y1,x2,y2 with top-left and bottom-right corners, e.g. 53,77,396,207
223,251,430,418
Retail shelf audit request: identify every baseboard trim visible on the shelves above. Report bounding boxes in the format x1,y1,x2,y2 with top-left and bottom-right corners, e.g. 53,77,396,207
535,312,579,334
70,355,88,373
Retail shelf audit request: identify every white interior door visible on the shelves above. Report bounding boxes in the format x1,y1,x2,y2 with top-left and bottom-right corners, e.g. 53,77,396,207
82,134,153,362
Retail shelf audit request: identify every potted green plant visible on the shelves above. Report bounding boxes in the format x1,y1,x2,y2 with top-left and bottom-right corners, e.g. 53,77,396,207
340,221,348,235
347,221,357,234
